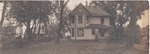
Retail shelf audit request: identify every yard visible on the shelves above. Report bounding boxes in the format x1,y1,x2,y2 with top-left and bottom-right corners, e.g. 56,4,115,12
1,39,148,54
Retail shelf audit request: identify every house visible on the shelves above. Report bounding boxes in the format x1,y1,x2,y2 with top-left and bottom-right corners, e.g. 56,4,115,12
69,3,111,40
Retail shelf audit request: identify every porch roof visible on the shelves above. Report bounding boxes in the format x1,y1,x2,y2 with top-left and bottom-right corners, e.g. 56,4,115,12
85,24,111,29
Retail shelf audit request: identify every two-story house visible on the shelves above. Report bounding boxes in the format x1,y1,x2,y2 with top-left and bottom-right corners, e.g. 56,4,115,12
69,3,111,40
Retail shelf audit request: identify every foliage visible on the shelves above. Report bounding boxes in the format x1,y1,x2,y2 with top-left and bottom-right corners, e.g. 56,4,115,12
91,1,148,40
53,0,70,43
6,1,55,40
0,26,16,35
7,1,54,24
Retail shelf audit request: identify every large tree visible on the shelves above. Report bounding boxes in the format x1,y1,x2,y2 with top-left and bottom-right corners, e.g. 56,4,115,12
91,1,129,39
91,1,149,40
125,1,149,48
54,0,69,43
7,1,54,39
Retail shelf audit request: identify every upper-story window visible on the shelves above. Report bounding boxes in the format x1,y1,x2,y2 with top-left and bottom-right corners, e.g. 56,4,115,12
79,9,82,12
71,16,75,24
101,17,104,24
78,15,82,24
86,16,89,23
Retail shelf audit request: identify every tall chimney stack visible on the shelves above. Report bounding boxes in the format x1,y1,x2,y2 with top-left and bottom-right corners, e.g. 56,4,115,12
85,1,88,6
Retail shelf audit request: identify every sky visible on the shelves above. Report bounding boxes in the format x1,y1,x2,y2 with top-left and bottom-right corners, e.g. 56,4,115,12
67,0,92,10
139,10,149,28
0,1,149,28
0,3,3,20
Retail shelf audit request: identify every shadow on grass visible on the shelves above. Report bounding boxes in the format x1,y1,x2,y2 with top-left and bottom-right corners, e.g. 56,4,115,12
1,37,52,50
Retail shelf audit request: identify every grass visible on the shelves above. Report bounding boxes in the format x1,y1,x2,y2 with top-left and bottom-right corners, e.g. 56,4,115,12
1,39,148,54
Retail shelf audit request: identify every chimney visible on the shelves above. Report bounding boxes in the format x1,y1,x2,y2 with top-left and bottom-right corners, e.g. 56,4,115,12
85,1,88,6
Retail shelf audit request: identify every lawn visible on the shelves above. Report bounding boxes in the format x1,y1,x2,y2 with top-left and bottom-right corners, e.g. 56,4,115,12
1,40,148,54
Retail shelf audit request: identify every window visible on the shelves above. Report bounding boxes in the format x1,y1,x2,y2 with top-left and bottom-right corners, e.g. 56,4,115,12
72,28,74,37
101,17,104,24
87,17,89,23
78,28,84,37
101,32,104,37
71,16,75,24
99,29,105,37
78,15,82,24
92,29,95,35
79,9,82,12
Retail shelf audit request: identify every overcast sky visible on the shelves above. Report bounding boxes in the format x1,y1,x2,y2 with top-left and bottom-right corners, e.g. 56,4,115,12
0,3,3,20
67,0,92,10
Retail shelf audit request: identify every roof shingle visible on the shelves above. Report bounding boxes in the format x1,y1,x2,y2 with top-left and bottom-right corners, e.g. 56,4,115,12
84,6,110,16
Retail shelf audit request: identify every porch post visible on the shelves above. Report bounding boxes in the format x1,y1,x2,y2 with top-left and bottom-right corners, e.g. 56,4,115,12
75,15,77,40
95,29,99,40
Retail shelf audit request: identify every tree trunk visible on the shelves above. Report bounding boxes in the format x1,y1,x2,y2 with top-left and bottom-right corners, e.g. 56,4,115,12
37,23,41,38
31,20,37,39
32,20,36,34
0,2,7,28
44,22,48,36
26,21,32,40
56,7,63,43
126,10,140,48
55,1,69,43
55,1,63,43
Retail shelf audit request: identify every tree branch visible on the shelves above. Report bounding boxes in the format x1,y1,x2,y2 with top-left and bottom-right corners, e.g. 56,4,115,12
62,0,69,10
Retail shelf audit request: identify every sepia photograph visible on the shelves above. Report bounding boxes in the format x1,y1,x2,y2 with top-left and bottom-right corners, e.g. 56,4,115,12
0,0,149,54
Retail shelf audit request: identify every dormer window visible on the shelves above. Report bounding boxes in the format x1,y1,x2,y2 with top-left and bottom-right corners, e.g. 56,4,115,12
79,9,82,12
78,15,83,24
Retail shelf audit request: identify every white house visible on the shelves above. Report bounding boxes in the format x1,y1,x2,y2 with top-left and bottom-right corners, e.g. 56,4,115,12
69,3,111,40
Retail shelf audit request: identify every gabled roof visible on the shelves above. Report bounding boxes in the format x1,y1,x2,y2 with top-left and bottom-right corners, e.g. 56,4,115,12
69,3,110,17
69,3,91,16
85,6,110,16
85,24,111,29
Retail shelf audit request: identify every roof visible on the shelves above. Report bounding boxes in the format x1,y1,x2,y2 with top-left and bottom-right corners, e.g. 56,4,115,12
69,3,110,17
85,24,111,29
85,6,110,16
69,3,91,16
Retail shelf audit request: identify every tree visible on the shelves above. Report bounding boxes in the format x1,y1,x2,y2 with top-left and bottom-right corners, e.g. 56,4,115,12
125,1,149,48
91,1,149,40
7,1,54,40
53,0,69,43
91,1,130,39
